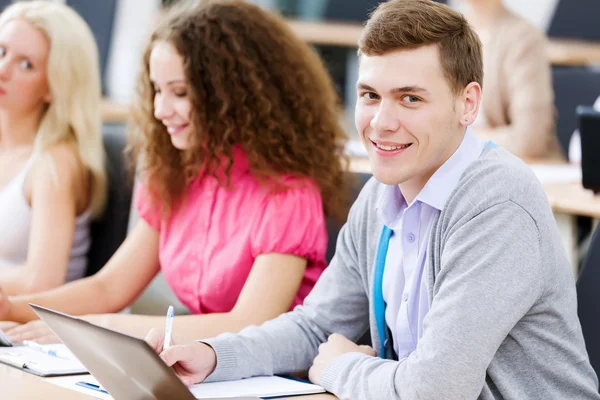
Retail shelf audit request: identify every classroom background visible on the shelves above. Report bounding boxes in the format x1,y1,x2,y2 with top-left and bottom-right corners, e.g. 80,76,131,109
7,0,597,350
1,0,600,395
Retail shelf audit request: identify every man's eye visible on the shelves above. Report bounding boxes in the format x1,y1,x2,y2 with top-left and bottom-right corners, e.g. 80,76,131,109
403,95,420,103
362,92,379,100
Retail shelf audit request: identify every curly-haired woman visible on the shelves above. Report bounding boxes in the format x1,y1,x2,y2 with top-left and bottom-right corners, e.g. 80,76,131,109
0,0,349,343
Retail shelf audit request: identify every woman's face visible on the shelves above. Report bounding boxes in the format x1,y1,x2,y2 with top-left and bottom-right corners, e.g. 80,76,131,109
150,40,193,151
0,19,51,114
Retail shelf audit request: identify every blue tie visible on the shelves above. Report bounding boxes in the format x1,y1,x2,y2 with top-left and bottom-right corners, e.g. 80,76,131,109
373,225,392,358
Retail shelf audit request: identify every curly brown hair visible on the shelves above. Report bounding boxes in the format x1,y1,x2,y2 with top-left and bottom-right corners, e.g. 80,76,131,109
129,0,350,222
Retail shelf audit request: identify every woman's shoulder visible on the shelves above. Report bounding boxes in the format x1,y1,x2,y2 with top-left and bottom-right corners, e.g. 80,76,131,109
240,174,323,216
30,142,88,186
270,175,321,200
500,10,547,46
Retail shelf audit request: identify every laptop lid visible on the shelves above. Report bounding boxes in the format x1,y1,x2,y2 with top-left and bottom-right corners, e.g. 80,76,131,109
577,105,600,194
30,304,196,400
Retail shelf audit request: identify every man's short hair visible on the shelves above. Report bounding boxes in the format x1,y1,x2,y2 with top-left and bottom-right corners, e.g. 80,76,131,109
359,0,483,95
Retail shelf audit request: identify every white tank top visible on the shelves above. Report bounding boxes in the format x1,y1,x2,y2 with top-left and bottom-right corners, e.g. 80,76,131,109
0,154,91,282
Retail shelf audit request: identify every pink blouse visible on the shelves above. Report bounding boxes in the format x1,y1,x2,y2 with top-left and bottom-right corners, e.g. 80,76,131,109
135,148,328,314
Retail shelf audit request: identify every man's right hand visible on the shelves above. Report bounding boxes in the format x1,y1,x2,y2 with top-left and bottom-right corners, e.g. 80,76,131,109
144,328,217,386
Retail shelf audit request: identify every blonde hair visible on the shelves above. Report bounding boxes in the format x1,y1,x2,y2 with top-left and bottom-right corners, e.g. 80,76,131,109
0,1,107,217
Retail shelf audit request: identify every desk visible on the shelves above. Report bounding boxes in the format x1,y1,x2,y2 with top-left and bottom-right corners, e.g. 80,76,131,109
349,157,600,273
101,99,129,124
0,363,337,400
287,19,600,66
546,39,600,67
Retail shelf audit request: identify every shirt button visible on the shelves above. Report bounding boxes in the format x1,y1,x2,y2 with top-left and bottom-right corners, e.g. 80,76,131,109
407,233,415,243
403,293,409,302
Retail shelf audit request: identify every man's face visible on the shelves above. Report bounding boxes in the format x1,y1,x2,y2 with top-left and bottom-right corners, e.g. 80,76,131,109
355,45,472,199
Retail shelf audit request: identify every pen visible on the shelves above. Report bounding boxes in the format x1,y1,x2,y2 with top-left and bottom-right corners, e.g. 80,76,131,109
22,340,70,360
163,305,174,351
76,381,109,394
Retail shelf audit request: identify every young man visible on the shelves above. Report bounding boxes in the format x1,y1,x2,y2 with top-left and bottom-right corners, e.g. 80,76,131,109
146,1,599,398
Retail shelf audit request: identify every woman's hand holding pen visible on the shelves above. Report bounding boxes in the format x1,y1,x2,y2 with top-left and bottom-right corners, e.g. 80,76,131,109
145,328,217,386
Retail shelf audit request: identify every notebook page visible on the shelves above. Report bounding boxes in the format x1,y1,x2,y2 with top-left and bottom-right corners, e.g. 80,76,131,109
0,345,86,375
189,376,325,399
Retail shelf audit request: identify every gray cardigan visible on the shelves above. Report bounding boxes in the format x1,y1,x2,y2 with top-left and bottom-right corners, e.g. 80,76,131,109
204,146,599,399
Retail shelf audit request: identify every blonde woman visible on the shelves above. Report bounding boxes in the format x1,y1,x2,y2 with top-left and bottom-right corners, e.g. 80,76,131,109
462,0,563,161
0,1,106,295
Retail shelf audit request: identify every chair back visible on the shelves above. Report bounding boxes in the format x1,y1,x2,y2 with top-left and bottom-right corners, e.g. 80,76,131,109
326,172,372,264
85,125,132,276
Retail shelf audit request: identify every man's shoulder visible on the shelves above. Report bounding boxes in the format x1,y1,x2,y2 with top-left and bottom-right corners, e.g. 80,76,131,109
448,146,549,221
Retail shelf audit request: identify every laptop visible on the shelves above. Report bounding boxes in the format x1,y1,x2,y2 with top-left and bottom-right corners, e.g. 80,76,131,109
30,304,257,400
577,105,600,194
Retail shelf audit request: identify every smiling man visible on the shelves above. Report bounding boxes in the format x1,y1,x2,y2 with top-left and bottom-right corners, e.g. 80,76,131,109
145,1,600,399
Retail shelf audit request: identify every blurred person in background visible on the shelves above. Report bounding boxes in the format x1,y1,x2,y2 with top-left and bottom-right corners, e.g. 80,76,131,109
463,0,563,161
0,2,106,295
0,0,349,344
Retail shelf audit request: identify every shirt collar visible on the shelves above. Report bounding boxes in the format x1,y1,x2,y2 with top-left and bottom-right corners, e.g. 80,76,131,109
377,184,406,227
415,128,486,211
376,128,485,223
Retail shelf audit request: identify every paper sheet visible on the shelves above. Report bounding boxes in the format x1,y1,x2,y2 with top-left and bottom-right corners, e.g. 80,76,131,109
49,374,325,399
529,164,582,185
189,376,325,399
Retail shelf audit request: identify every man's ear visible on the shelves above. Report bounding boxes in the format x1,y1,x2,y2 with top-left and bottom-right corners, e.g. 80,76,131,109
459,82,481,126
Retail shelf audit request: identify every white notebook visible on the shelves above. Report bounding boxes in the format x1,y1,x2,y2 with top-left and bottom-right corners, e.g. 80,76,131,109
50,374,325,399
189,376,326,398
0,344,87,376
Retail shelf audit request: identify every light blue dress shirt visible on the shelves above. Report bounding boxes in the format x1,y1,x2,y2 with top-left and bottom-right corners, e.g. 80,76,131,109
378,129,486,358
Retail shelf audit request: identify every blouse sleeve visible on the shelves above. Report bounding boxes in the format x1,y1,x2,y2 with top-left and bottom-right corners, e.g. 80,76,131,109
134,183,162,232
250,179,327,265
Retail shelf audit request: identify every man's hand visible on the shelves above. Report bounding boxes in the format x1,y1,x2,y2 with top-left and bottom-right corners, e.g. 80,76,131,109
308,333,376,385
145,328,217,386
